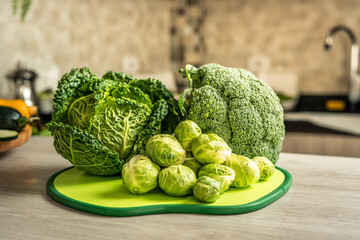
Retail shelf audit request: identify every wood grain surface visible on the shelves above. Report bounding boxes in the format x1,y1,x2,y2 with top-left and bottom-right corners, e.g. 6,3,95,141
0,136,359,240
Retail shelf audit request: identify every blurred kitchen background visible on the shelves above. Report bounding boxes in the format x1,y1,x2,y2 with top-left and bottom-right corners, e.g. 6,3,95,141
1,0,359,157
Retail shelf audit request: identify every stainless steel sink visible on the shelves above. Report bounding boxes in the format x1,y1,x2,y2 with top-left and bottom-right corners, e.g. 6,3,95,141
284,25,360,135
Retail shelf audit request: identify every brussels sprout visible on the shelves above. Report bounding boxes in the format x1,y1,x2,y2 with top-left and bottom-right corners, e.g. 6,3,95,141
223,154,260,188
191,133,231,165
158,165,197,197
252,157,275,180
186,151,193,158
193,176,221,203
183,157,202,175
122,155,161,194
146,134,186,167
174,120,202,151
198,164,235,193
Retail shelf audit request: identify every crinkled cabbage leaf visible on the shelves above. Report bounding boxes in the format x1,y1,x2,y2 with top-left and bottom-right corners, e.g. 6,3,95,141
47,122,123,176
48,67,180,175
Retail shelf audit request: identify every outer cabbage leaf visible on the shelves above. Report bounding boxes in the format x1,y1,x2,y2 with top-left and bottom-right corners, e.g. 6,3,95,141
52,67,99,124
88,96,151,159
130,99,169,157
101,70,135,85
49,68,180,176
67,92,100,130
91,70,136,92
128,78,181,133
47,122,124,175
110,85,153,110
52,68,137,125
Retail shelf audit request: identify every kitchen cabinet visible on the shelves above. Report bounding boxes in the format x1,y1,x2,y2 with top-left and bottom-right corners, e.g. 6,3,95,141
282,132,360,157
283,117,360,157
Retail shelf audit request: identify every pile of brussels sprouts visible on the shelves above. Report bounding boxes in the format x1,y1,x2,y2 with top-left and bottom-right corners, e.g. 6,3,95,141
121,120,276,203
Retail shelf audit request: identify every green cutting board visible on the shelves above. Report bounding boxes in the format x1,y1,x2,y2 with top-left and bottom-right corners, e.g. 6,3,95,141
46,166,292,216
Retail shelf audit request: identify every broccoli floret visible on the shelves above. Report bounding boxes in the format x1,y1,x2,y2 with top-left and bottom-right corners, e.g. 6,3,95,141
188,85,232,143
179,63,285,164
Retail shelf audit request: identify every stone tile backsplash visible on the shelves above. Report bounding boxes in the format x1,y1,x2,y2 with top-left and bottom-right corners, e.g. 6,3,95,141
0,0,359,97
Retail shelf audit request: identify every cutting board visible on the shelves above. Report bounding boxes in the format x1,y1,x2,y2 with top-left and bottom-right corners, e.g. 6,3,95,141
46,166,292,217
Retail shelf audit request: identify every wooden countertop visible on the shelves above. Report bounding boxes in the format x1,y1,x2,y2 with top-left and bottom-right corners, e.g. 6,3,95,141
0,136,359,239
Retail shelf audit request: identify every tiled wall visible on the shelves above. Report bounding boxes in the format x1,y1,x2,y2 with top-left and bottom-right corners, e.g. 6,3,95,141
0,0,172,97
203,0,360,96
1,0,359,97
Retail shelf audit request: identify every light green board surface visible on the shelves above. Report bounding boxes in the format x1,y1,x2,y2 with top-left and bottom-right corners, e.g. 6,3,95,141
47,166,292,216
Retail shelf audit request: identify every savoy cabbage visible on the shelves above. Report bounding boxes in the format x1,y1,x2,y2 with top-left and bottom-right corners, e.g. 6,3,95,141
48,67,180,175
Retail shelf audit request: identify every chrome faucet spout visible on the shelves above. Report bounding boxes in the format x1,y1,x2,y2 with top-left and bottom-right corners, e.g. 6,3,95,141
323,25,360,105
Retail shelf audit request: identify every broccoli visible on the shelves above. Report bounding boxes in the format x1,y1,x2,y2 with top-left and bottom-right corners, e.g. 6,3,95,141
179,63,285,164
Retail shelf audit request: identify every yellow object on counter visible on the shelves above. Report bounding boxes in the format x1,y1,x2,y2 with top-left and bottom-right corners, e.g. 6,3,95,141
326,100,346,111
0,99,38,118
0,99,38,152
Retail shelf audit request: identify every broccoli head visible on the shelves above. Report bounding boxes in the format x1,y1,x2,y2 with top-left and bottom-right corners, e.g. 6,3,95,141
179,63,285,164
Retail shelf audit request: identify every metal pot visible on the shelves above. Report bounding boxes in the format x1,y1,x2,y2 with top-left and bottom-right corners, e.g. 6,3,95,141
6,62,39,107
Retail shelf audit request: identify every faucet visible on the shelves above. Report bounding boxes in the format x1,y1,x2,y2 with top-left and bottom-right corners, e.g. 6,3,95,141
323,25,360,107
